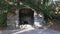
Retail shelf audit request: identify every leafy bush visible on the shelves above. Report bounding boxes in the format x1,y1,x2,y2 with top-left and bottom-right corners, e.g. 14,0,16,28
0,13,7,27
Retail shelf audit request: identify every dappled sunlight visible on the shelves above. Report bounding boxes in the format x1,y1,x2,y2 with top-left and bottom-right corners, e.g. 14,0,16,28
0,0,60,34
13,24,35,34
12,29,34,34
34,22,43,27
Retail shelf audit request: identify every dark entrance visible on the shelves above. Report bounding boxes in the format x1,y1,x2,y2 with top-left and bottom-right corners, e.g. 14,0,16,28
19,8,34,25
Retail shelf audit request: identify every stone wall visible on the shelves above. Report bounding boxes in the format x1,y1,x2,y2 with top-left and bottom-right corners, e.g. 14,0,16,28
34,11,44,27
7,9,19,28
7,9,44,29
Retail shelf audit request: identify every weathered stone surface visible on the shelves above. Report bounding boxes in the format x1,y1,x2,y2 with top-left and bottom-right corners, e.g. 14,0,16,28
7,9,44,29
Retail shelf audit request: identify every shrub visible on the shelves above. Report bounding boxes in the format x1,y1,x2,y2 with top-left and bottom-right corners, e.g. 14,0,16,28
0,13,7,27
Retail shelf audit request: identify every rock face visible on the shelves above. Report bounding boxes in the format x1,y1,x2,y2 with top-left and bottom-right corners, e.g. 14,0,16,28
7,8,44,29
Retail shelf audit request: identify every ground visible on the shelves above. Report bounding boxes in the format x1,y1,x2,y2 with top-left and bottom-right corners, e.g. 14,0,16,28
0,25,60,34
0,28,60,34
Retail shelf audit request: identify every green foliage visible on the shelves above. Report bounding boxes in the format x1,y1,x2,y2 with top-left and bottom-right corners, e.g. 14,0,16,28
0,13,7,27
0,0,57,19
0,0,16,10
0,0,60,25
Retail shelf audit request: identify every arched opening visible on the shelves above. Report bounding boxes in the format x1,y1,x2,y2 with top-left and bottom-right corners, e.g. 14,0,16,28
19,8,34,25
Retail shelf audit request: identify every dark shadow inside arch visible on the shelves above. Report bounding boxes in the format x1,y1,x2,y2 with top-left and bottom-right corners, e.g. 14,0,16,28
19,8,34,25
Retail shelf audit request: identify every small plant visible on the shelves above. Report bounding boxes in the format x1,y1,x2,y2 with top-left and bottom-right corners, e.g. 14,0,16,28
0,12,7,27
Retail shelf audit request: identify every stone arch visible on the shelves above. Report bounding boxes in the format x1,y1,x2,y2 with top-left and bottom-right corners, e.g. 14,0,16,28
6,7,44,28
